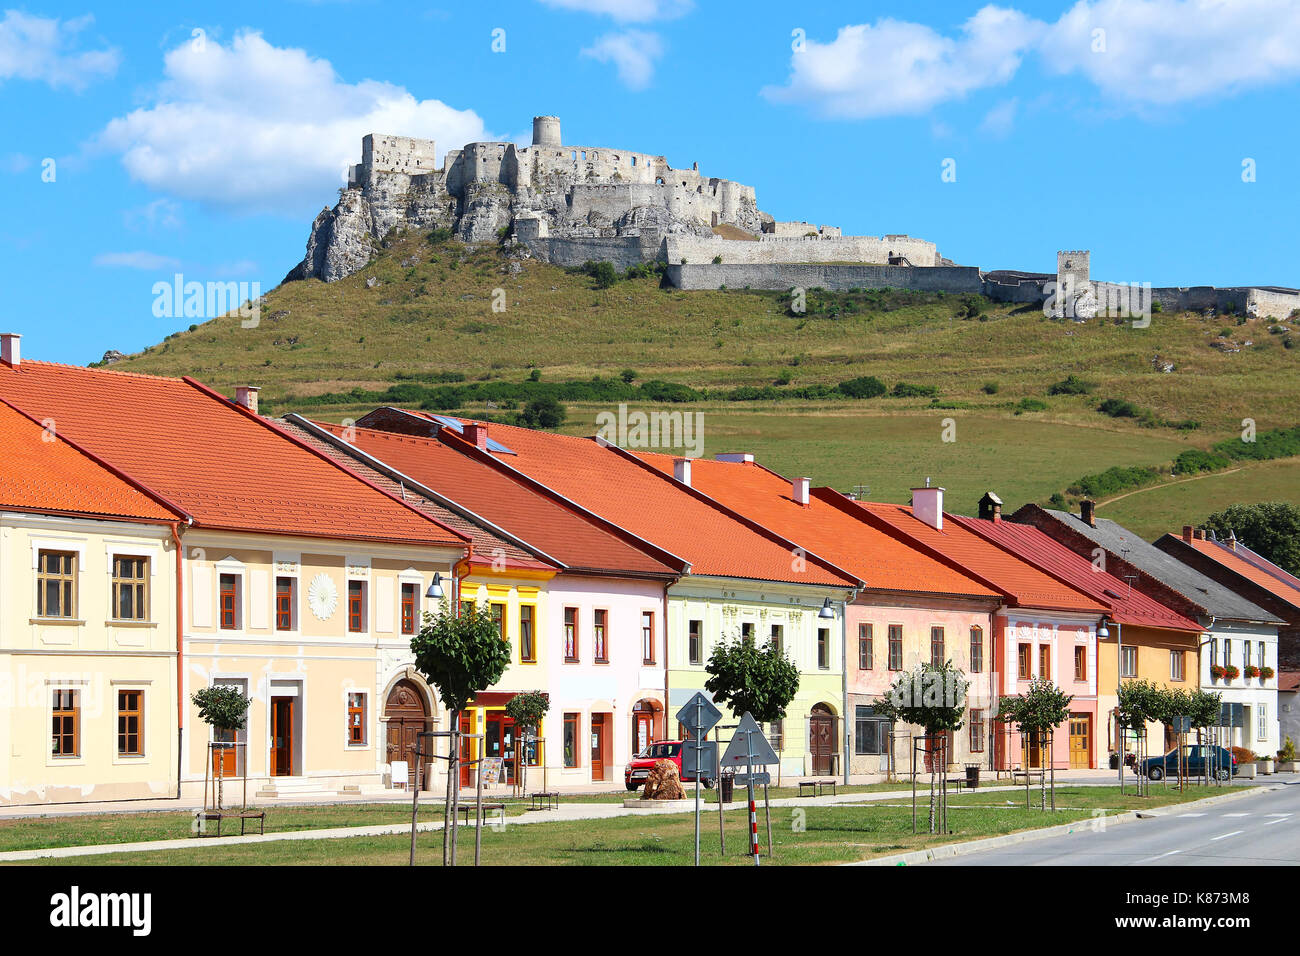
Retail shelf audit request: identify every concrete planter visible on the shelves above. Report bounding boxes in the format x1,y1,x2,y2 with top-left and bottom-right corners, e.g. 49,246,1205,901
1238,763,1257,779
1278,761,1300,773
1258,759,1275,775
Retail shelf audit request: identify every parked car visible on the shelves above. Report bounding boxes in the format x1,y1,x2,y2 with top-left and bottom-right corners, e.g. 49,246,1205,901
624,740,715,791
1139,744,1237,781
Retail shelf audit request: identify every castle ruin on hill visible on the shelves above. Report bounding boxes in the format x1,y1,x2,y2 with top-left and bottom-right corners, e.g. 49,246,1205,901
287,116,1300,320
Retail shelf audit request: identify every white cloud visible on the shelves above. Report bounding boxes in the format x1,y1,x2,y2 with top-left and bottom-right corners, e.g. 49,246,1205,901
0,11,118,89
93,251,182,270
1041,0,1300,104
538,0,691,22
581,30,663,89
95,32,490,213
764,6,1045,118
124,198,183,232
980,97,1018,135
2,153,32,174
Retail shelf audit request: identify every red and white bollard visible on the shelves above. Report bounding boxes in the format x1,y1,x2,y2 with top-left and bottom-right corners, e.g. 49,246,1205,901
749,795,759,865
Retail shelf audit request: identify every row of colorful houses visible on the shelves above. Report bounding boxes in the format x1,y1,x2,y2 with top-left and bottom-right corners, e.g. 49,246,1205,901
1,332,1297,806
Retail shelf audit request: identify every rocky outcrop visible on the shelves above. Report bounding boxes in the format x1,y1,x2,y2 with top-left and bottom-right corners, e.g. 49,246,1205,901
642,759,686,800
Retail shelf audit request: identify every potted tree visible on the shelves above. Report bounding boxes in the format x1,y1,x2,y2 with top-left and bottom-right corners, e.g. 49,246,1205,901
1232,746,1257,779
192,685,252,812
1258,751,1275,775
1277,736,1298,772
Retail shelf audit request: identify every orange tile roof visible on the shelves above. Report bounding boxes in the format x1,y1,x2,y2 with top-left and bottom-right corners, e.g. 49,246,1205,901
1182,538,1300,610
0,361,467,548
633,452,997,599
402,415,859,588
0,399,179,523
952,515,1200,632
306,419,680,579
824,493,1106,613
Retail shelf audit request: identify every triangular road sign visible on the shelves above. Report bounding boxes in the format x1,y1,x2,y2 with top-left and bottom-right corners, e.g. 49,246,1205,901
720,712,779,767
676,692,722,736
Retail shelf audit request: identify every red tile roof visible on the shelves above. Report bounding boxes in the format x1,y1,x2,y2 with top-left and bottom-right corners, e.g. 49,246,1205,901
305,419,680,579
393,414,859,588
951,514,1200,632
822,492,1106,613
1182,537,1300,611
0,361,467,548
0,398,179,523
633,452,997,599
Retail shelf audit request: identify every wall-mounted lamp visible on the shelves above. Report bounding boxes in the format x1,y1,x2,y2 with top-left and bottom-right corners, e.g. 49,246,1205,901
818,598,835,619
427,572,445,600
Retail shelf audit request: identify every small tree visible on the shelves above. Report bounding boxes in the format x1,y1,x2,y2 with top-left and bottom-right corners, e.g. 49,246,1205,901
705,635,800,785
505,690,549,794
1115,679,1162,794
873,660,969,832
192,685,252,810
998,678,1073,809
411,601,511,866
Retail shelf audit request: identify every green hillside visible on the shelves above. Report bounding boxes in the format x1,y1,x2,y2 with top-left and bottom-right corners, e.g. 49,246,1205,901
113,233,1300,535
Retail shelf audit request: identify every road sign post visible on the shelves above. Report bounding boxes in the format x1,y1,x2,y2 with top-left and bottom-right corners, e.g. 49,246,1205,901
676,692,722,866
720,712,779,867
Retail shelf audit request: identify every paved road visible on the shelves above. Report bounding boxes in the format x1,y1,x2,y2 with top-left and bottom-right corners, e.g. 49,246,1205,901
929,781,1300,866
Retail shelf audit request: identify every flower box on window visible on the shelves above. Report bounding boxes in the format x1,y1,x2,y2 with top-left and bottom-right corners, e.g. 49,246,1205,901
1243,665,1261,679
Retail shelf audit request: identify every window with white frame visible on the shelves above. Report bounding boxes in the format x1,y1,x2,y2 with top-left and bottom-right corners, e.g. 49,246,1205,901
1259,703,1268,741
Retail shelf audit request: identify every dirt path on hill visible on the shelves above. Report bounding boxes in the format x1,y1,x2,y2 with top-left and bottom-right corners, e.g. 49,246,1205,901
1096,466,1246,508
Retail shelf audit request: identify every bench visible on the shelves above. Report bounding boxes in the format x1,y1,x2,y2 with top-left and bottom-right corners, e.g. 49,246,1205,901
1012,769,1045,785
196,809,265,837
458,803,507,827
529,791,559,811
798,780,837,797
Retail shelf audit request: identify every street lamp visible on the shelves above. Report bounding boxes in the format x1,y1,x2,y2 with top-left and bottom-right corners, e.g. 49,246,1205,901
426,572,445,600
818,598,834,619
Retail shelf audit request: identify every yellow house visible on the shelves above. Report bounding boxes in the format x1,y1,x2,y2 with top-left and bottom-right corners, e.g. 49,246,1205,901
0,398,182,806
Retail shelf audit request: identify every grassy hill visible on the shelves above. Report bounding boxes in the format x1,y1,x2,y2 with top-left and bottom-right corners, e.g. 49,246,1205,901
113,233,1300,536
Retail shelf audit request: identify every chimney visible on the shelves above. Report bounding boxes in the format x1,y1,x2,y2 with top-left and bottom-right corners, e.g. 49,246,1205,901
1080,499,1096,528
673,457,691,486
714,452,754,464
978,491,1003,522
793,477,810,506
912,486,944,530
234,385,259,414
1195,528,1207,541
462,422,488,450
1182,525,1194,543
1227,529,1237,550
0,333,19,367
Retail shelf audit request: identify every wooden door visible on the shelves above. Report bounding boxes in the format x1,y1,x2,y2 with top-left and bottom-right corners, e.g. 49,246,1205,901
459,711,476,788
1069,714,1091,769
271,697,293,776
213,728,237,778
384,679,430,790
591,714,607,781
1026,731,1042,769
810,705,835,776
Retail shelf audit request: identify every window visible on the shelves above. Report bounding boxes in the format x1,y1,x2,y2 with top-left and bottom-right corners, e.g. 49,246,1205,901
593,609,608,663
642,611,655,664
37,550,77,618
111,556,148,621
1259,703,1269,741
969,708,985,753
347,693,366,745
688,619,702,665
564,607,578,662
519,605,535,662
770,624,783,655
1039,645,1051,680
276,577,295,631
858,623,873,670
969,627,983,674
769,720,784,752
117,690,143,756
348,581,366,632
52,689,79,757
1224,640,1233,668
1018,643,1031,679
817,628,830,669
460,600,476,619
1259,641,1267,669
888,625,903,670
1170,649,1185,682
1074,646,1087,682
490,602,505,639
854,706,887,755
219,573,239,629
930,627,945,666
1210,638,1218,667
401,583,418,635
563,713,579,768
1244,642,1252,668
741,622,755,642
1120,645,1137,678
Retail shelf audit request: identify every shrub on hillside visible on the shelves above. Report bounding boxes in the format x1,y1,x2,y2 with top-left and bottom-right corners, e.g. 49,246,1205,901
891,382,939,398
1048,374,1097,396
1097,397,1140,418
1016,398,1048,413
1065,465,1162,499
837,376,888,399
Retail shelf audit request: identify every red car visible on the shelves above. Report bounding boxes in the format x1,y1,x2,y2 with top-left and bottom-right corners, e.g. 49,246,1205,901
624,741,715,791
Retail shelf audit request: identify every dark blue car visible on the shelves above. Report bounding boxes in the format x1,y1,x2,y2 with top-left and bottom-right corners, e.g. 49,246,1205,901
1139,744,1236,781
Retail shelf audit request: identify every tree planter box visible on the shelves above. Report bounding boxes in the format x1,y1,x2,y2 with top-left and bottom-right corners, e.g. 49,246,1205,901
1278,761,1300,772
1258,759,1275,775
1238,764,1257,779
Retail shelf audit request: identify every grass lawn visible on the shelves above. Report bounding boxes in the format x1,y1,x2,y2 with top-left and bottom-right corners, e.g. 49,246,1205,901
14,785,1239,866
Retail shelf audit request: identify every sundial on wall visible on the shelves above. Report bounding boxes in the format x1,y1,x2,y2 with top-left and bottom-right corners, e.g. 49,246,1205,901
307,573,339,621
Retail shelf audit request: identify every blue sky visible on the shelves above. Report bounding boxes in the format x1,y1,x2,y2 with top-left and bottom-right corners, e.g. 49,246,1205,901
4,0,1300,365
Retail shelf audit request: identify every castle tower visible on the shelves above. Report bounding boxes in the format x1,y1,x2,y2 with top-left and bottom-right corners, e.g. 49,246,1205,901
532,115,562,147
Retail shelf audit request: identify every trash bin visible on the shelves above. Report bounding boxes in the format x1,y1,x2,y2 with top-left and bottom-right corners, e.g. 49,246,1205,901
720,774,734,803
964,763,981,789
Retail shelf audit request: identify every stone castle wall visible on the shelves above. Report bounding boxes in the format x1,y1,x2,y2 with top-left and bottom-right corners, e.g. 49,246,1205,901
668,263,982,293
665,233,940,267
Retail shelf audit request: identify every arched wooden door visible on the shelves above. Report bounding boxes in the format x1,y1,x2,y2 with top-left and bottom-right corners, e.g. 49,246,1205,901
809,704,836,776
385,679,431,790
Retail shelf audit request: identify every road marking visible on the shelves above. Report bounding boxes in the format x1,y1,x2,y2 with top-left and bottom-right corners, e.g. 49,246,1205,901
1135,849,1181,864
1265,817,1288,825
1178,813,1206,818
1221,812,1249,817
1266,813,1291,817
1211,830,1243,841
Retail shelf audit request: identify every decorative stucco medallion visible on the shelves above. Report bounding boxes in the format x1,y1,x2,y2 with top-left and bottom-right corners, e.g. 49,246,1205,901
307,573,338,621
